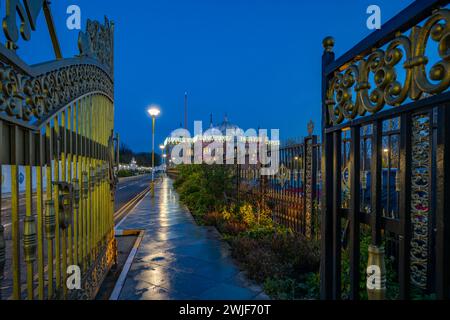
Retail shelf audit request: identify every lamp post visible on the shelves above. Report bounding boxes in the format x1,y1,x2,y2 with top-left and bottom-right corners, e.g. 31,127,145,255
147,105,161,197
160,145,165,168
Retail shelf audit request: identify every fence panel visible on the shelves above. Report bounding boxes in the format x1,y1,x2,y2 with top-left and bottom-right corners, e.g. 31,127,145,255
237,129,321,237
0,4,117,300
321,0,450,300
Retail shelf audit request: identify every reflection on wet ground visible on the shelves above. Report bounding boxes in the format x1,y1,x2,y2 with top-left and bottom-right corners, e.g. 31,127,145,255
116,177,268,300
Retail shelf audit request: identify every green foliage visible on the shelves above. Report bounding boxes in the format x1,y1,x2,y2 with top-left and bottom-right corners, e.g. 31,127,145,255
340,229,437,300
174,164,235,217
229,231,320,296
117,169,134,178
173,165,320,300
119,142,161,167
264,272,321,300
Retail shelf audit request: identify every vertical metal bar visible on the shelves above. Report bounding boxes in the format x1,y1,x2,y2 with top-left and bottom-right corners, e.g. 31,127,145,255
11,125,21,300
67,106,74,270
93,96,98,257
0,120,3,301
54,115,61,295
86,97,91,266
43,1,63,59
321,132,335,299
45,122,54,298
303,139,308,235
332,131,342,300
436,105,450,299
61,111,67,299
36,131,45,300
311,136,318,237
82,97,87,270
75,101,81,268
320,37,335,300
79,98,85,271
102,97,106,245
398,114,412,299
349,126,361,300
371,121,383,245
24,131,35,300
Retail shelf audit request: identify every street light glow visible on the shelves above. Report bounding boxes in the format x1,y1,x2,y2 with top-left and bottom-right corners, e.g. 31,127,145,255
147,105,161,117
160,145,165,150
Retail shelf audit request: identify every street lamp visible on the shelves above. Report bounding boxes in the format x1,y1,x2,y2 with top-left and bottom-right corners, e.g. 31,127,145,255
160,144,166,167
147,105,161,197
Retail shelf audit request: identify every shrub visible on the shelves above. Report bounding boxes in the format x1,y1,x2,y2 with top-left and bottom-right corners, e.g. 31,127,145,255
172,164,321,300
117,169,134,178
240,203,256,226
203,211,222,227
220,220,248,236
230,232,320,286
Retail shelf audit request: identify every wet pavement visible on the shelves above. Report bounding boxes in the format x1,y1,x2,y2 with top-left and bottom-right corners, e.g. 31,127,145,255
115,177,268,300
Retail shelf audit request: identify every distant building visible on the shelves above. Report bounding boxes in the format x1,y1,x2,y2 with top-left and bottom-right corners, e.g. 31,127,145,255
163,115,277,167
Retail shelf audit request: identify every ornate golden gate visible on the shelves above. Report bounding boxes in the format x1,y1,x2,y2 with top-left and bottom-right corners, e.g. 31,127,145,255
0,1,117,300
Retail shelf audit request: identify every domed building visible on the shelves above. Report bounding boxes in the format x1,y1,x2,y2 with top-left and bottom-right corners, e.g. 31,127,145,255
213,115,241,135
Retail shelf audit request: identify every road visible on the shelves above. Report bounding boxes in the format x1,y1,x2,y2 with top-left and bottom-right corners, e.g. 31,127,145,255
114,174,152,211
0,174,153,230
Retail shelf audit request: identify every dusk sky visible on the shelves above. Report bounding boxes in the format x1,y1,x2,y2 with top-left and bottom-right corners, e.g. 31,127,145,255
2,0,414,153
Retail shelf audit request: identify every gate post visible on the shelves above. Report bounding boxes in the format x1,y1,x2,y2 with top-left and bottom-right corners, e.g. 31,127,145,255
436,105,450,299
304,123,318,238
320,36,335,300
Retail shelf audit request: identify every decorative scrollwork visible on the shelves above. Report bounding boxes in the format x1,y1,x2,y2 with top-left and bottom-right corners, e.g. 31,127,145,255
305,141,313,237
0,62,113,127
410,114,431,290
69,235,116,300
79,17,114,72
277,164,290,187
326,9,450,125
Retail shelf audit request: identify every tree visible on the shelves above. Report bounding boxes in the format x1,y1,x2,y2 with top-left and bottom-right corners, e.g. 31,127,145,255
119,142,162,167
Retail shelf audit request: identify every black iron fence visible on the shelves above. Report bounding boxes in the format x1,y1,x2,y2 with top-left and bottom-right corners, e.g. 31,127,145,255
320,0,450,300
236,130,321,237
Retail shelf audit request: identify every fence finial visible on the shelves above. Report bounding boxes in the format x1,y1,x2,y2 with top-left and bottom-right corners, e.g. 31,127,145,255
307,120,315,136
322,36,335,52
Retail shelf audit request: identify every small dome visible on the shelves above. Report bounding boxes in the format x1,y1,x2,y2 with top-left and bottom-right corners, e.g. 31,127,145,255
214,115,240,135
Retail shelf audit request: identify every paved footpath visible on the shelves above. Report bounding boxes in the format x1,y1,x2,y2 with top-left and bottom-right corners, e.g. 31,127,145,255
114,177,269,300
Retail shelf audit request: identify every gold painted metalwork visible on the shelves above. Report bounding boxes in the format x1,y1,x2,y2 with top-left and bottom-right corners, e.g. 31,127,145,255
2,0,45,45
45,200,56,239
326,9,450,125
57,182,74,230
410,114,431,289
0,10,116,300
367,245,387,300
0,63,113,125
78,18,115,72
0,224,5,288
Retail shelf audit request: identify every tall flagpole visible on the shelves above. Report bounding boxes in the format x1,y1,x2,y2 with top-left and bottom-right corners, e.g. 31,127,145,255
184,92,188,130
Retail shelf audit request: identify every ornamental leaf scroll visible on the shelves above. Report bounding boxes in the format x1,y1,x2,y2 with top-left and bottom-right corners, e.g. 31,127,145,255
78,17,114,72
327,9,450,125
2,0,45,46
0,62,113,126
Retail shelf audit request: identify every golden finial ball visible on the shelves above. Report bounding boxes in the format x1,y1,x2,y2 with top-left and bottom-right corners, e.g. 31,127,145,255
323,36,335,52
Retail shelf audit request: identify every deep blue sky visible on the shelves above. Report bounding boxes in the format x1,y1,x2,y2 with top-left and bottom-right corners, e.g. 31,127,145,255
2,0,414,153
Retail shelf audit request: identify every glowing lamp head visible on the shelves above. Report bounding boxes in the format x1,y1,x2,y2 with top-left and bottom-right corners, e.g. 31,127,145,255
147,105,161,117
